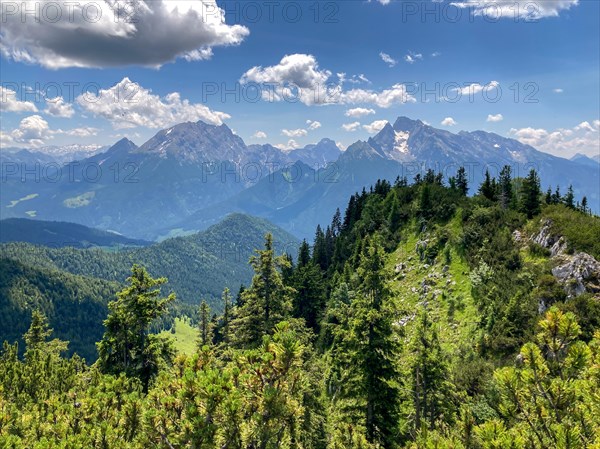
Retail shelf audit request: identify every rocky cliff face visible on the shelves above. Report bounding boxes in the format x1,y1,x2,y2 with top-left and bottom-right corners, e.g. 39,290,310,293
530,219,600,298
552,253,600,297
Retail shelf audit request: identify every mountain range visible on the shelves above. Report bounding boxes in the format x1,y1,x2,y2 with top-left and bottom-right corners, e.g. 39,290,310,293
1,117,598,240
1,144,107,165
0,218,150,248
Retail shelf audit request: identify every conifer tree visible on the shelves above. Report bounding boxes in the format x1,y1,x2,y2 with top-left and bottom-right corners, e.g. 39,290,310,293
498,165,514,209
564,185,575,209
230,234,294,348
552,185,561,204
313,225,328,270
23,309,68,357
331,237,401,448
519,169,542,218
198,300,212,348
419,184,433,220
97,264,175,391
331,208,343,236
24,309,53,351
479,169,496,201
220,287,232,344
410,310,456,433
456,166,469,196
545,186,553,205
292,242,326,334
387,190,403,231
581,196,588,214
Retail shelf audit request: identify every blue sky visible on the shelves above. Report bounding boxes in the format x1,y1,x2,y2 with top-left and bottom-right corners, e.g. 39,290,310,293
1,0,599,158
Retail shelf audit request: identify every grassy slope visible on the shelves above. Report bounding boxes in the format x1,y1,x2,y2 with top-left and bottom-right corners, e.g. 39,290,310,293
386,216,479,354
159,317,199,355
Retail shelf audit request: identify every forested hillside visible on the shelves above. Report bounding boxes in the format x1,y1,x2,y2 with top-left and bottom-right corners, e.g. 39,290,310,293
0,258,118,361
1,167,599,448
0,213,298,307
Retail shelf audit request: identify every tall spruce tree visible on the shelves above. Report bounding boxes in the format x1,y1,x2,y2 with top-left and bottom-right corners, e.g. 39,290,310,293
519,169,542,218
498,165,514,209
410,310,456,433
313,225,328,271
24,309,68,357
564,185,575,209
97,265,175,391
220,287,232,344
581,196,588,214
291,241,326,334
230,234,294,348
24,309,53,351
479,169,496,201
332,237,401,448
456,166,469,197
198,300,212,348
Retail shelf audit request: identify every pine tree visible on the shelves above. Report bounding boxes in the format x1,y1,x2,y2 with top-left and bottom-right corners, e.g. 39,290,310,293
519,169,542,218
23,309,68,356
387,190,403,231
97,265,175,391
292,245,326,334
331,208,342,237
419,184,433,220
581,196,588,214
498,165,514,209
198,300,212,348
220,287,232,344
24,309,52,351
456,166,469,196
313,225,328,271
564,185,575,209
230,234,294,348
298,239,311,267
332,238,401,447
424,169,436,185
479,169,496,201
545,186,553,205
410,310,456,433
552,185,561,205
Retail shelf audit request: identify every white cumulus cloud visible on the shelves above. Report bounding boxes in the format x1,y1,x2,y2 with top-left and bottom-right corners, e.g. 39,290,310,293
306,120,322,130
363,120,389,134
252,131,267,139
241,54,416,108
441,117,457,126
0,86,38,112
342,122,361,132
453,81,500,96
9,115,51,146
282,128,308,138
341,84,416,108
77,77,230,129
44,96,75,118
509,119,600,158
487,114,504,123
1,114,98,147
0,0,249,68
345,108,376,118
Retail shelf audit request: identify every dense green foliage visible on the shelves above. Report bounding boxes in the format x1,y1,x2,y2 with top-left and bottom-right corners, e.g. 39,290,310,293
0,258,117,361
0,213,298,308
1,167,599,448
